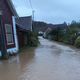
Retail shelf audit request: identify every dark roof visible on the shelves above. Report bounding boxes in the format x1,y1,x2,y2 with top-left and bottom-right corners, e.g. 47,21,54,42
6,0,18,16
47,23,68,30
16,16,32,31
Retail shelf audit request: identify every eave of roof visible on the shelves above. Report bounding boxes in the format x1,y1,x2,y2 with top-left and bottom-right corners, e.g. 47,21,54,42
6,0,18,17
16,23,30,32
16,16,32,31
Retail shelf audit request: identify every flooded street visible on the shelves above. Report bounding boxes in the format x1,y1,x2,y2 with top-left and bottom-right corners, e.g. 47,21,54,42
0,37,80,80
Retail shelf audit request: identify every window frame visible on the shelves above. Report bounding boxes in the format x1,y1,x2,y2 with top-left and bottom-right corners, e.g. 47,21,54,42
5,24,14,45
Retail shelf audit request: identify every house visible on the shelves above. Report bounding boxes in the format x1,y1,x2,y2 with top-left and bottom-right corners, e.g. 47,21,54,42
0,0,19,58
16,16,32,48
43,23,68,39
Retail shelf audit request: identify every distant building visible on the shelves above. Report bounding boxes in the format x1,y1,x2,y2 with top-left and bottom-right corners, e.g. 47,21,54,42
16,16,32,48
43,23,68,39
47,23,68,30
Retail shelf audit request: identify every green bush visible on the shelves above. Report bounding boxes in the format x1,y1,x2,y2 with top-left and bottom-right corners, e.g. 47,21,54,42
28,31,39,47
74,36,80,48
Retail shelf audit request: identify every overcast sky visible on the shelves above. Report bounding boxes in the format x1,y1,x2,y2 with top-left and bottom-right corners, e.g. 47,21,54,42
12,0,80,24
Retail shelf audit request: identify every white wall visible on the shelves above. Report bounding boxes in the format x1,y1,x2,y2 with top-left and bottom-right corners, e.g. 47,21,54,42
7,16,19,54
8,16,19,52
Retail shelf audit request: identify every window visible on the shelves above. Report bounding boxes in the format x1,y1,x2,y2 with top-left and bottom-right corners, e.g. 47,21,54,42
5,24,14,45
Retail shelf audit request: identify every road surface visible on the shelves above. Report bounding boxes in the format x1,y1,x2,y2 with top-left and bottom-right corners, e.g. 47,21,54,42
0,37,80,80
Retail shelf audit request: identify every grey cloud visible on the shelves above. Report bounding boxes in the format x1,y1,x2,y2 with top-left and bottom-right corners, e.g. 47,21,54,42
12,0,80,24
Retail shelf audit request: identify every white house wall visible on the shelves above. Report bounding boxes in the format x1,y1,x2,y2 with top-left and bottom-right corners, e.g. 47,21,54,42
7,16,19,54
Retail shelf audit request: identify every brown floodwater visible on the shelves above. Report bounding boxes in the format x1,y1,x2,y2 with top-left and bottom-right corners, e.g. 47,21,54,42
0,37,80,80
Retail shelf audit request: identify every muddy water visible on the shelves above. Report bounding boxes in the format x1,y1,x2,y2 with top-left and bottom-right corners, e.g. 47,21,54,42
0,37,80,80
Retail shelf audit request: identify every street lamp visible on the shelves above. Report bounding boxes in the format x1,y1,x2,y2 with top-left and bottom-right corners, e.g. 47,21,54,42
0,10,8,59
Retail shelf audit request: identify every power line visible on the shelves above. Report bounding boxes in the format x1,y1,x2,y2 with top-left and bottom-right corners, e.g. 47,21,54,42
24,0,33,10
29,0,33,10
28,0,35,21
25,0,35,21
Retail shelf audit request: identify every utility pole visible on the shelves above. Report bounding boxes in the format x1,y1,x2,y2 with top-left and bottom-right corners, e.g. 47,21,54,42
0,11,8,59
32,10,35,21
32,10,35,31
28,0,35,31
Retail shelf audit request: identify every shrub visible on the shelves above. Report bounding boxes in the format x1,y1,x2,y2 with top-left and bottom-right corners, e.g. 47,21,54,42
74,36,80,48
28,31,39,47
67,34,77,45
